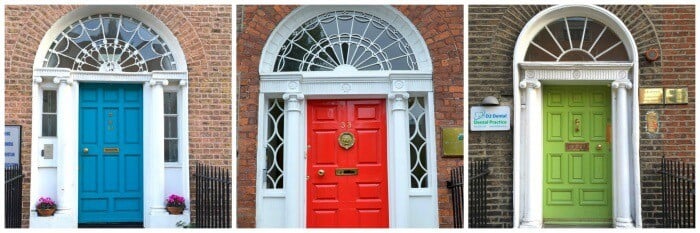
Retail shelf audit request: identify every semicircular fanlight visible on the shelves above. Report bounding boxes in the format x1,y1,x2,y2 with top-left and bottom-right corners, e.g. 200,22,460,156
275,11,418,72
44,14,176,72
525,17,629,62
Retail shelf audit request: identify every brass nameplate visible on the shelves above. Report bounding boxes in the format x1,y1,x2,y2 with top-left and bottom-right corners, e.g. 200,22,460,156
565,143,589,152
664,87,688,104
639,88,664,105
335,168,358,176
103,147,120,153
442,127,464,157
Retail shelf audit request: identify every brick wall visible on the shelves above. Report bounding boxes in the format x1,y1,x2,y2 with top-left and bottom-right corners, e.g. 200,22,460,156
237,5,463,228
468,5,694,228
4,5,232,227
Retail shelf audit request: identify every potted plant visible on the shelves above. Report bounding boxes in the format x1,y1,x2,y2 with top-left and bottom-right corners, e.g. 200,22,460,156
36,197,56,217
166,194,185,215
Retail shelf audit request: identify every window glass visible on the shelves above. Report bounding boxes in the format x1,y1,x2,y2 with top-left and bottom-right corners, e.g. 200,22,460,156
164,92,178,162
408,97,428,188
265,99,284,189
42,90,57,136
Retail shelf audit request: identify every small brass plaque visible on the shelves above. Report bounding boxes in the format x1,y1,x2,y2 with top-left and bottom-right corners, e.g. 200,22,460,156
664,87,688,104
335,168,358,176
565,143,589,152
442,127,464,157
646,111,659,133
103,147,120,153
639,88,664,105
338,132,355,150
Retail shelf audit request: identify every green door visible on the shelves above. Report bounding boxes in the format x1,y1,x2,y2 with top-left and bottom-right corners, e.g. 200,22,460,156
543,85,612,226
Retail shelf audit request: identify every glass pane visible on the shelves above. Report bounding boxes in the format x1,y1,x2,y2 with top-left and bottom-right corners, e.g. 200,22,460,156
43,91,57,113
275,11,417,72
42,114,57,136
164,116,178,138
164,92,177,114
265,99,284,189
408,97,428,188
164,139,178,162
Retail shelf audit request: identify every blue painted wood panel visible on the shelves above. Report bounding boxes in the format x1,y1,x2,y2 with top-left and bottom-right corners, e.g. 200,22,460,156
79,83,143,223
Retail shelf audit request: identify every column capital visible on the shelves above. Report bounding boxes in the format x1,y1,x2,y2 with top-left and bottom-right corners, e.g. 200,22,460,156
179,80,188,87
388,92,409,111
611,78,633,89
52,76,73,85
33,76,43,83
283,93,304,112
149,78,169,86
519,78,541,89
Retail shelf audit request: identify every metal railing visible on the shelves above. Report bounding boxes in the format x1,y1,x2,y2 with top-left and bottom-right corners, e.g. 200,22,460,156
5,164,23,228
468,160,489,228
193,163,231,228
659,157,695,228
446,166,464,228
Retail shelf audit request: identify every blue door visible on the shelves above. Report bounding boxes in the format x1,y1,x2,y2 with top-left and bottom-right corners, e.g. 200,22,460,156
79,83,143,223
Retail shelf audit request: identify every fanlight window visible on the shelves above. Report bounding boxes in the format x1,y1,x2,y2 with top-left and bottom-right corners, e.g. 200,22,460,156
44,14,176,72
525,17,629,62
275,11,418,72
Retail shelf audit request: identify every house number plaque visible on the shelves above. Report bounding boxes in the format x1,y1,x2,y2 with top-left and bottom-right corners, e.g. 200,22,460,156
565,142,589,152
338,132,355,150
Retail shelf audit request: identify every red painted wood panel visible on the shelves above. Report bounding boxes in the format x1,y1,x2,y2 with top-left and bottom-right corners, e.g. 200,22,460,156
306,99,388,228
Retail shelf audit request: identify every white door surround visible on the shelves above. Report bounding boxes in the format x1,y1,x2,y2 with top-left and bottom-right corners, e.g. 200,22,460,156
255,6,439,228
29,6,191,228
512,5,642,228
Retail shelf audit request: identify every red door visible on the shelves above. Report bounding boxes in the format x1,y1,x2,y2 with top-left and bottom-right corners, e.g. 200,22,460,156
306,99,388,228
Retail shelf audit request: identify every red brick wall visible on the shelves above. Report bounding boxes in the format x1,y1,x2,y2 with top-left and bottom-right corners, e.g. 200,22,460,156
4,5,232,227
468,5,694,227
237,5,463,228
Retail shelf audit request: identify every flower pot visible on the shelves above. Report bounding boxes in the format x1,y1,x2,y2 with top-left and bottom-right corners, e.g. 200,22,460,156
37,208,56,217
167,206,184,215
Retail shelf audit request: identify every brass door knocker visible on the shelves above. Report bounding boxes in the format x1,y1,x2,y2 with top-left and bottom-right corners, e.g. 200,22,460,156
338,132,355,150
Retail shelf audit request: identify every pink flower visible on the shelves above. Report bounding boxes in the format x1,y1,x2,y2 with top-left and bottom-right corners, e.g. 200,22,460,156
166,194,185,208
36,196,56,209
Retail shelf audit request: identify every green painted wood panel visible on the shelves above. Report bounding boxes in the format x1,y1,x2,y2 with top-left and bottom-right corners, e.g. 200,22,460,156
543,86,612,226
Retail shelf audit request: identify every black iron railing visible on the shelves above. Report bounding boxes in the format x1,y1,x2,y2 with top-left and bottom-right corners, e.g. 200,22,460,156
659,157,695,228
193,163,231,228
5,164,23,228
468,160,489,228
446,166,464,228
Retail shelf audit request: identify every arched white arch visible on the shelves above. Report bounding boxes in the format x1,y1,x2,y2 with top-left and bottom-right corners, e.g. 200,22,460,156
512,5,641,228
33,5,187,72
29,5,190,228
259,5,432,74
255,5,438,228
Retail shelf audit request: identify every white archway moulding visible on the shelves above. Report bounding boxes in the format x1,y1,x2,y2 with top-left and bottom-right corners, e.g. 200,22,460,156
29,5,190,228
256,5,438,228
512,4,641,228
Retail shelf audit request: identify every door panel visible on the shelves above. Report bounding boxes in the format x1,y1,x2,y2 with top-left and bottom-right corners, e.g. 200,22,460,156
79,83,143,223
543,86,612,225
307,99,388,228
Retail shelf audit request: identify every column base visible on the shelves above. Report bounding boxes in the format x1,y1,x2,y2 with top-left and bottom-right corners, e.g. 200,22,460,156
30,210,77,228
615,217,634,228
144,208,191,228
520,219,542,228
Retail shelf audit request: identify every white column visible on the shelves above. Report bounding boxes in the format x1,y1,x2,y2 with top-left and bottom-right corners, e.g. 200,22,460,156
518,78,542,228
53,76,77,221
388,92,410,228
283,92,304,227
612,78,634,228
148,78,168,214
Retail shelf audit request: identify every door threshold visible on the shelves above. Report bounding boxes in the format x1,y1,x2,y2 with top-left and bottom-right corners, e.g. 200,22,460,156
78,222,143,228
544,221,612,228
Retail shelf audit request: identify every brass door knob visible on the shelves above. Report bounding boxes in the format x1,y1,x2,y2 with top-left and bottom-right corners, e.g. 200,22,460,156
317,169,325,176
83,147,89,154
596,144,603,150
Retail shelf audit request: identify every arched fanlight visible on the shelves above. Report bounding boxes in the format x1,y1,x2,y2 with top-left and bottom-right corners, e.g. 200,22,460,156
43,14,176,72
274,11,418,72
525,17,629,62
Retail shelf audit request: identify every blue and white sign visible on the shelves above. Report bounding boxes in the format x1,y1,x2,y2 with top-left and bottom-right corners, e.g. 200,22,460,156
470,106,511,131
5,125,21,166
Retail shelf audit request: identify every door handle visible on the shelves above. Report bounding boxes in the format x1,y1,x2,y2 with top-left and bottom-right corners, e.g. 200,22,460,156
574,119,581,132
596,144,603,150
83,147,89,154
317,169,325,176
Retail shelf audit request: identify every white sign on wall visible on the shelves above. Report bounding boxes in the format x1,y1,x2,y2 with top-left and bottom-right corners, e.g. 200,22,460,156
5,125,21,166
470,106,511,131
